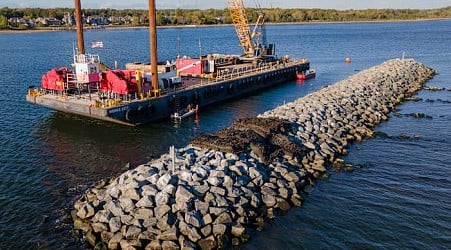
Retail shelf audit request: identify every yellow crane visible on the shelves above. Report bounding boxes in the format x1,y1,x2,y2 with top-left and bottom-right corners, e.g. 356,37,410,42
226,0,272,59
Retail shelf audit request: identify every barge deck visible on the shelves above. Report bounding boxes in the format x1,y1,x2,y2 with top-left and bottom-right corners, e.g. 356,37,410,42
27,60,310,126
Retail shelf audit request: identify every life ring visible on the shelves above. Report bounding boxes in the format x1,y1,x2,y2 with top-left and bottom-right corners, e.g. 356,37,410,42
138,106,150,118
227,84,234,94
125,108,133,122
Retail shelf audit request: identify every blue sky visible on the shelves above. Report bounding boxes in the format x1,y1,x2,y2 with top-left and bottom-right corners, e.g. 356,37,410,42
2,0,450,10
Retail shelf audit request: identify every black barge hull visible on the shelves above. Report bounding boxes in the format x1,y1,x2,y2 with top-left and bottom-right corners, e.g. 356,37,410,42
27,61,309,126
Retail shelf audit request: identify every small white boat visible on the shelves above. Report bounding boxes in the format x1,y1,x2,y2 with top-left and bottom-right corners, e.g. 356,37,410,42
171,105,198,121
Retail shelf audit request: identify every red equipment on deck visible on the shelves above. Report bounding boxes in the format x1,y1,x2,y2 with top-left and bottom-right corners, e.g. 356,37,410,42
100,70,138,95
41,67,72,91
176,58,204,76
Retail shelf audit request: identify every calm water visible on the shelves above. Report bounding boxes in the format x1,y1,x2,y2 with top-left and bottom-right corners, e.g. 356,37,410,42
0,20,450,249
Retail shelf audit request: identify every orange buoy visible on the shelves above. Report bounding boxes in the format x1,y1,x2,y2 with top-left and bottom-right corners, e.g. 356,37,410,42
345,57,351,63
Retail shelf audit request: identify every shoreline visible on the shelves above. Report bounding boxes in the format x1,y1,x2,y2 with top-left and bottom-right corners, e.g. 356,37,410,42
1,17,449,34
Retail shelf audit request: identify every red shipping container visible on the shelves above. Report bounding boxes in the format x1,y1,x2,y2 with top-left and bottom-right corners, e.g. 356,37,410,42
176,58,204,76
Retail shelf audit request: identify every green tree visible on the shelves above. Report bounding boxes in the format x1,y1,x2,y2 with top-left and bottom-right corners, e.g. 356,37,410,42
132,14,140,26
18,23,27,29
0,15,7,29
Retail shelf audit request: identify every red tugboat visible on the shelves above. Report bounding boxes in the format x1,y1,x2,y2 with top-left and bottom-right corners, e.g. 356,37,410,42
296,69,316,80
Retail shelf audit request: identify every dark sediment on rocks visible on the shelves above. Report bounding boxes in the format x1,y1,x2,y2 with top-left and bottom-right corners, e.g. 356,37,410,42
72,59,435,249
191,118,303,165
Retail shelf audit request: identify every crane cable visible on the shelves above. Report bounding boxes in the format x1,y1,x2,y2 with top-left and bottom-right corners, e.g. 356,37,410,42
253,0,262,9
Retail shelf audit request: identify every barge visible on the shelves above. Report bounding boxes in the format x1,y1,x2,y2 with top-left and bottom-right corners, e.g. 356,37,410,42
26,0,311,126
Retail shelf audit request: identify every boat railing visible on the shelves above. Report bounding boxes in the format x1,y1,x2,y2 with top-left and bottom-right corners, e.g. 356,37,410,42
40,59,307,105
65,73,78,90
190,59,304,84
215,62,280,81
73,54,100,64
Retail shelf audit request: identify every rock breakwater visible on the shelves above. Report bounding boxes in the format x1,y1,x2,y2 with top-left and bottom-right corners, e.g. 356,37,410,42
73,59,435,249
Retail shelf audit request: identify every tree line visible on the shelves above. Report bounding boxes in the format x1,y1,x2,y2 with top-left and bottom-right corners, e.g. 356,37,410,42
1,6,450,29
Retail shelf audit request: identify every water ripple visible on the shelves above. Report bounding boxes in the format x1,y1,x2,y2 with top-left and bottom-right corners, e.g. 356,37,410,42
2,20,451,249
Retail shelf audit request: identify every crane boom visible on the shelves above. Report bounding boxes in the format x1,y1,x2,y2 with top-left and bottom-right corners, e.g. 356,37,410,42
227,0,274,59
226,0,254,56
